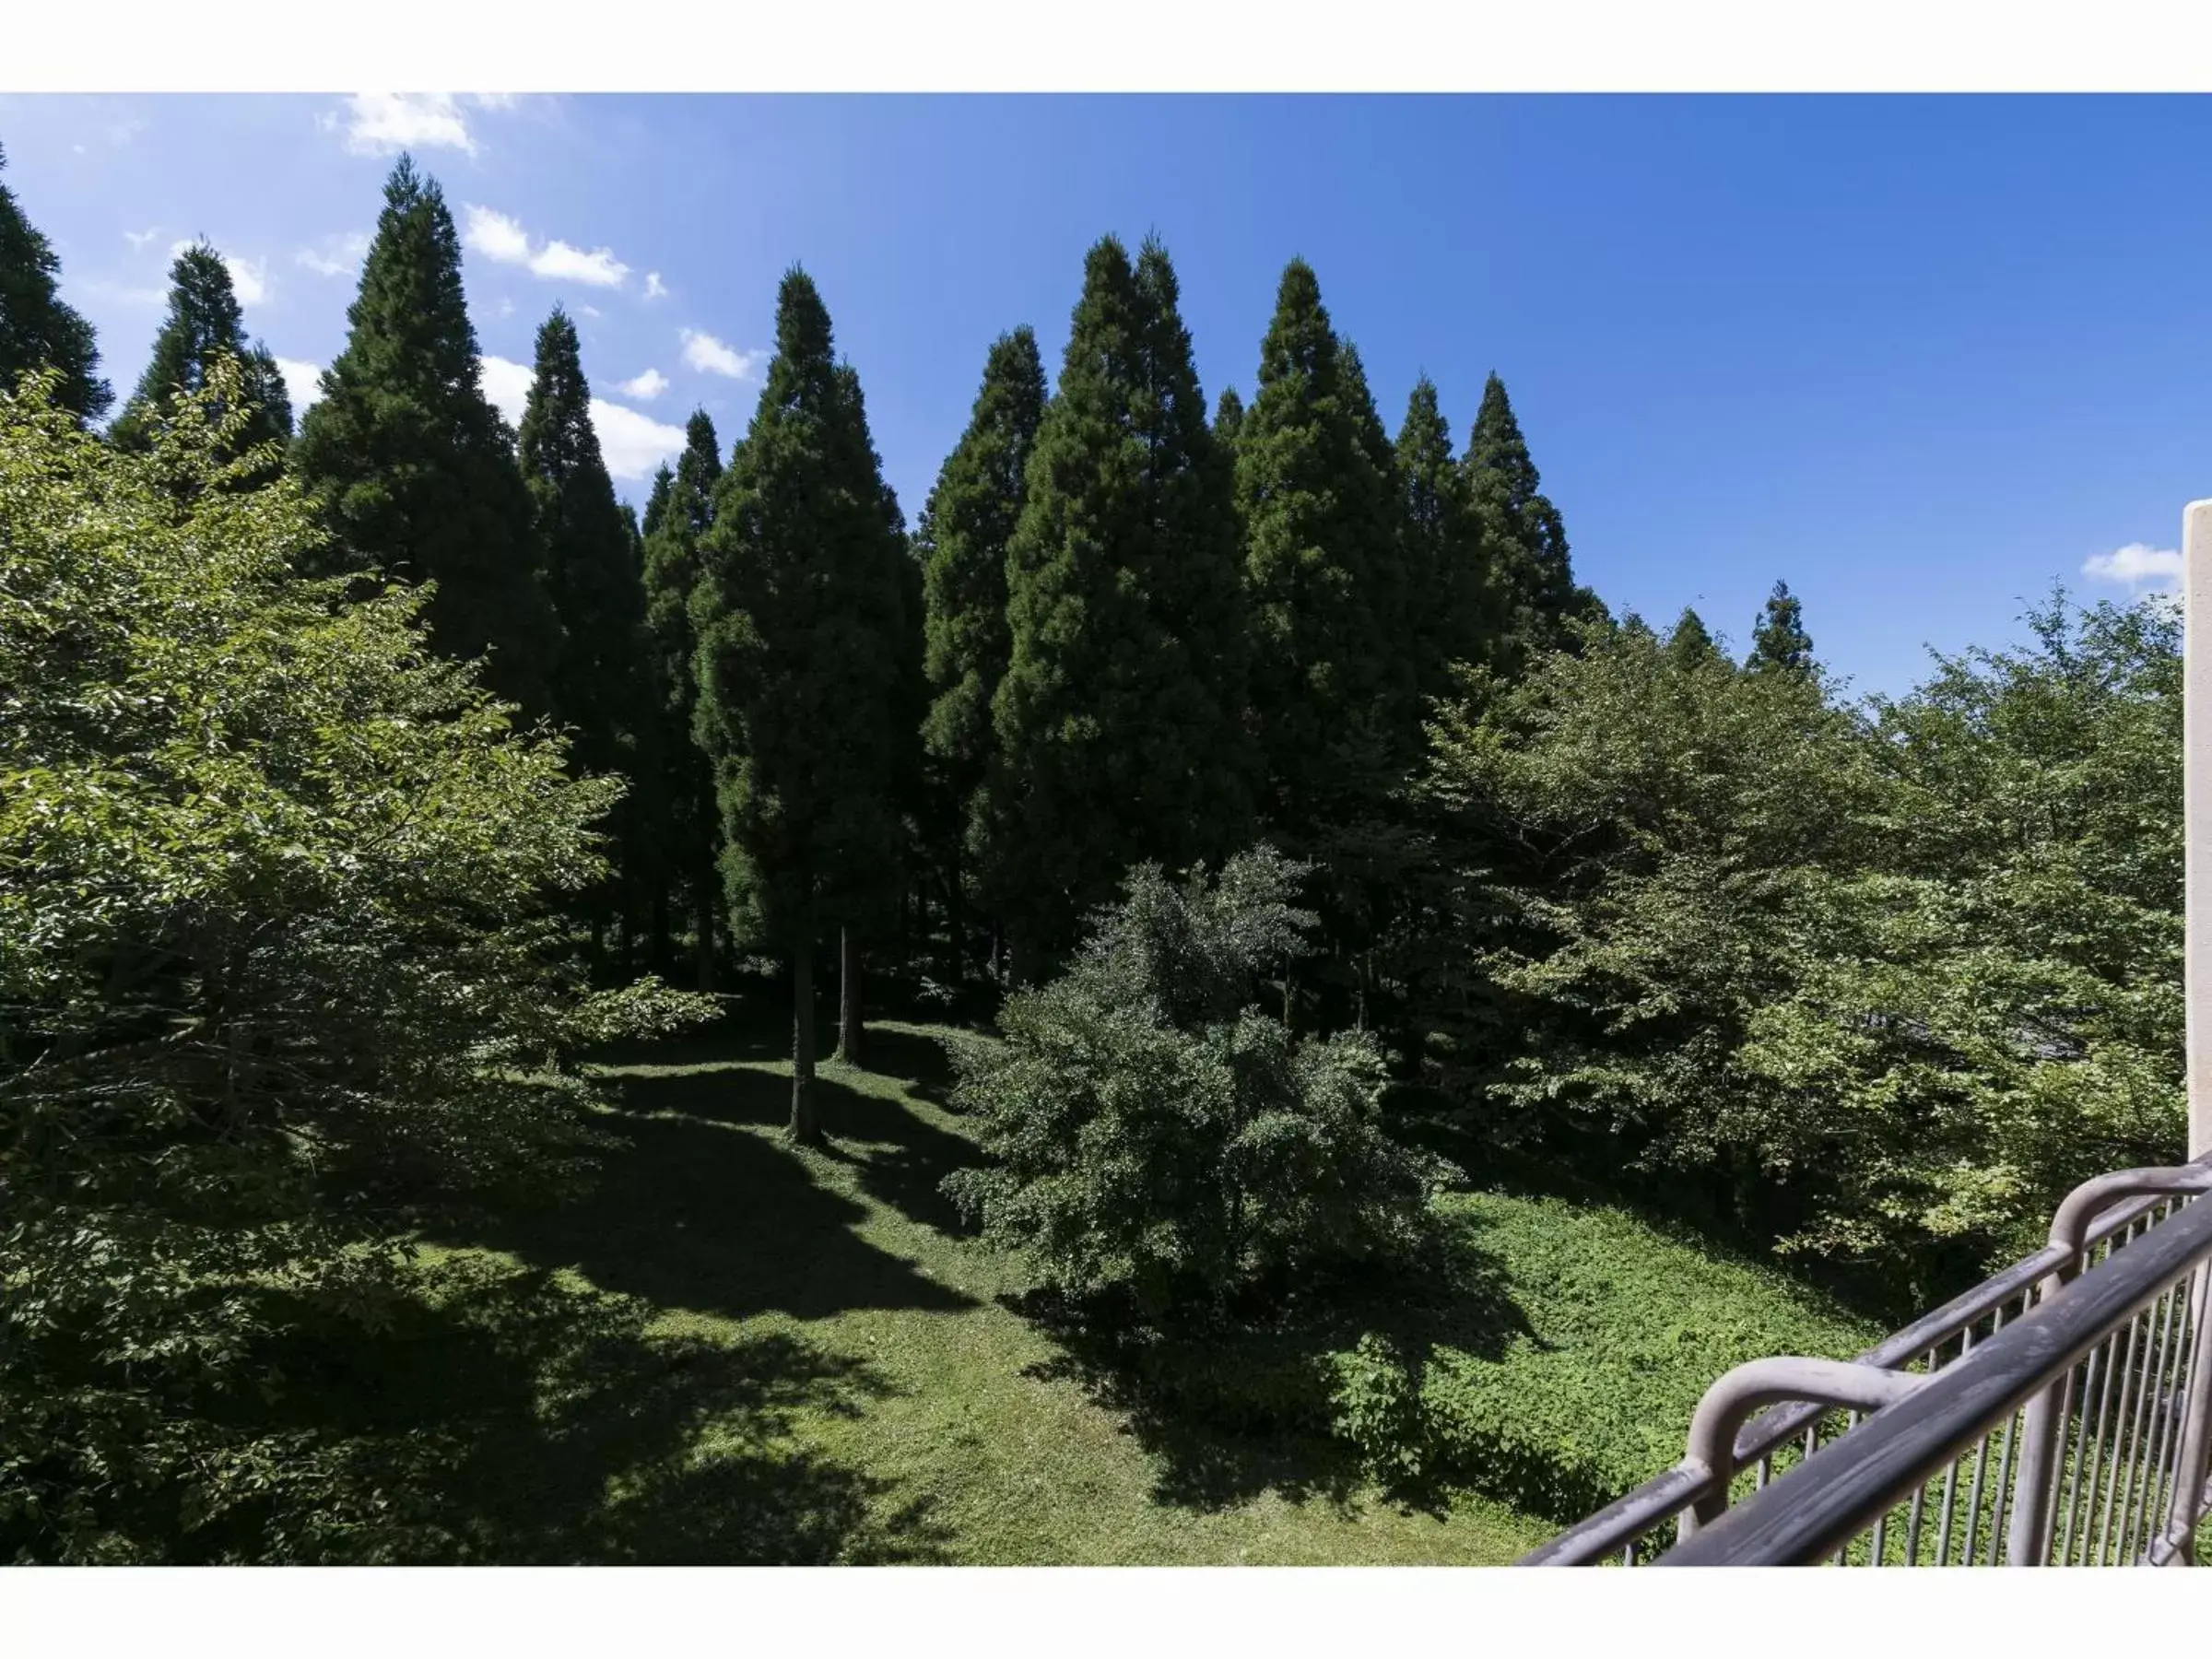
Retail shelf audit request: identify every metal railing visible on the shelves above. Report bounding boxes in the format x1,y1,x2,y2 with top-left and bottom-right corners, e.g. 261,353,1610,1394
1524,1158,2212,1566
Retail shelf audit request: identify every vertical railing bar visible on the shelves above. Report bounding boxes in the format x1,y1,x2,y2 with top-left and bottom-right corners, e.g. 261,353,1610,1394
1986,1406,2019,1564
2072,1323,2127,1565
1936,1324,1977,1566
2125,1277,2183,1564
2056,1335,2112,1565
1836,1408,1863,1565
2162,1255,2212,1562
2096,1303,2152,1565
2113,1286,2178,1564
1961,1307,2005,1563
2124,1283,2176,1566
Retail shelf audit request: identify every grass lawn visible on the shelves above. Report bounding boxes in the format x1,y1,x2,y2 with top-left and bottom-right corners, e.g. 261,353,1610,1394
393,1012,1550,1565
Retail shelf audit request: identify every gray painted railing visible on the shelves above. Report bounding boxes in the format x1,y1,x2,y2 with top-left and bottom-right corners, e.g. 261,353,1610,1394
1524,1157,2212,1566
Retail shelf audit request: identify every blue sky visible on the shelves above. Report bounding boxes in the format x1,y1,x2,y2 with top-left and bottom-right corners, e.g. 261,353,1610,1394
3,92,2206,696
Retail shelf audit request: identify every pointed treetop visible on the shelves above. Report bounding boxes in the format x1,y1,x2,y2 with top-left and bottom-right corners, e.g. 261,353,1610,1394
110,238,291,454
1665,606,1722,668
1214,384,1244,444
0,141,112,422
1256,256,1337,389
1747,579,1817,677
772,265,834,366
641,463,676,540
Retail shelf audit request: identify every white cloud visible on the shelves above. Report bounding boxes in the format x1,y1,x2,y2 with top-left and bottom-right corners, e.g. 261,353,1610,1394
463,204,629,288
171,241,270,308
274,358,324,412
124,227,159,250
526,239,629,288
295,231,371,277
680,328,759,380
466,93,519,111
643,271,668,301
462,204,531,265
593,399,687,481
335,93,476,158
480,354,534,429
2082,542,2183,594
620,368,669,401
576,303,604,320
478,354,682,480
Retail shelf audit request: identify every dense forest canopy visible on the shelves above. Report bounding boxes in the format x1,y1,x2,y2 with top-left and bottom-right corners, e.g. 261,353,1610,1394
0,145,2191,1563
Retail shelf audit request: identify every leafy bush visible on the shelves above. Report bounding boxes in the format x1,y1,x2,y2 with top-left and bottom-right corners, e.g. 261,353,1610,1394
943,847,1453,1321
1357,1192,1880,1521
0,370,712,1562
1418,596,2185,1287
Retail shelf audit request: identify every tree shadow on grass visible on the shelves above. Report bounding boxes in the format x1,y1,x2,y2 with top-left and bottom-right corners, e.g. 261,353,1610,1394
1007,1228,1537,1519
447,1067,977,1324
225,1258,950,1564
593,1038,983,1242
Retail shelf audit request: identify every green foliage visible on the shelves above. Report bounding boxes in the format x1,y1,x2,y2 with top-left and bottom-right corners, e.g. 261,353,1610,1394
1384,1193,1879,1521
292,156,560,718
1463,372,1595,678
518,308,655,943
0,370,712,1563
641,411,724,973
1234,259,1411,837
1746,578,1815,677
1665,605,1721,669
982,236,1254,973
693,269,910,957
943,848,1451,1321
0,143,111,424
109,241,291,461
917,326,1046,906
1395,375,1490,709
1418,593,2186,1286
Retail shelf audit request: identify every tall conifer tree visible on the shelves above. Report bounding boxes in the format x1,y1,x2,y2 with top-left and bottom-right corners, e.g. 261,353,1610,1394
982,234,1251,979
293,156,559,717
835,360,924,1067
0,143,111,423
1234,258,1406,841
693,270,908,1146
110,241,291,459
645,411,723,987
517,306,654,961
1465,371,1594,679
1395,376,1488,707
916,327,1047,975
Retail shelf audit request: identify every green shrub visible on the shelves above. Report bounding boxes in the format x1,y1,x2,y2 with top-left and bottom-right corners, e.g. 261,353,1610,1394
1395,1192,1880,1522
945,848,1453,1322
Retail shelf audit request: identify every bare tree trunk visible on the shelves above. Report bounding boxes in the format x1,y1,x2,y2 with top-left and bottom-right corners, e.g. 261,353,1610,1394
694,885,716,994
650,884,672,978
835,925,864,1067
944,853,967,984
789,939,822,1148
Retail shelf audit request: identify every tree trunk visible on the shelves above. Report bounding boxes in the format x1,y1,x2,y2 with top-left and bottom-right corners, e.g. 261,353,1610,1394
1007,928,1038,990
789,938,822,1148
944,853,967,985
835,925,864,1067
694,884,716,994
650,883,672,978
